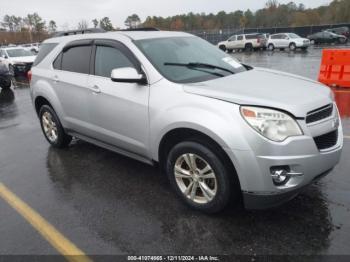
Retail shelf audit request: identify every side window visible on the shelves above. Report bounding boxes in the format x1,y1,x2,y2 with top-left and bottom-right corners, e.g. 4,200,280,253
228,36,236,41
53,53,62,70
33,43,58,66
61,45,91,74
94,46,135,78
271,35,278,39
237,35,243,41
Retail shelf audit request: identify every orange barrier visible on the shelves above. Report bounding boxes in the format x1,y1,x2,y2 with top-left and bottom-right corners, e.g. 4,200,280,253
319,49,350,118
319,49,350,88
333,88,350,118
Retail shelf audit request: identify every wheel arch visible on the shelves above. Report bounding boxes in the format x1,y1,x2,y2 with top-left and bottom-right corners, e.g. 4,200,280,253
156,127,240,188
31,79,66,126
34,96,53,116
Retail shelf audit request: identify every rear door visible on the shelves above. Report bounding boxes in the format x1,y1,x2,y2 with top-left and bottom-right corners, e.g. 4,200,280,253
52,40,93,135
87,40,150,157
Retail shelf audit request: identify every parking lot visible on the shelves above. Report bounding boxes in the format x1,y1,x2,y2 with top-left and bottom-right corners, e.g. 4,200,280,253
0,45,350,259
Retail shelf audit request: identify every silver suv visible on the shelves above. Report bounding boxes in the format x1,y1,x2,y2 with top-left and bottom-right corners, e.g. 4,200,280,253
30,31,343,213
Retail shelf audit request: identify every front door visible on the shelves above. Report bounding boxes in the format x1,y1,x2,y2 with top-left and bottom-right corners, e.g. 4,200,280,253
87,40,150,157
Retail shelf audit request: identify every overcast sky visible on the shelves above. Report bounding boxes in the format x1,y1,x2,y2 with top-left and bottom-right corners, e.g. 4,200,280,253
2,0,332,30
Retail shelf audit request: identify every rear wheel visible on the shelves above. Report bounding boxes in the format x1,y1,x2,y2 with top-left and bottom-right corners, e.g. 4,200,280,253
166,141,239,213
244,43,253,52
39,105,72,148
268,44,275,51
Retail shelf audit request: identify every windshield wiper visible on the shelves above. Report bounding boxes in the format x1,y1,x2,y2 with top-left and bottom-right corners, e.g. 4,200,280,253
164,62,235,75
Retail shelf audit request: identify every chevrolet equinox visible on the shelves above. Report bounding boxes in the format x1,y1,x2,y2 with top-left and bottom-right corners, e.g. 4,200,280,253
30,31,343,213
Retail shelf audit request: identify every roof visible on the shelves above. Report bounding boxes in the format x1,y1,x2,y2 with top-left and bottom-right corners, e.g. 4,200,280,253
45,31,194,44
0,46,27,50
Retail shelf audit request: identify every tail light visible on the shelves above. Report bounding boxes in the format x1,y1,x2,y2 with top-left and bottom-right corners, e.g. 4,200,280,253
27,70,32,82
257,38,261,43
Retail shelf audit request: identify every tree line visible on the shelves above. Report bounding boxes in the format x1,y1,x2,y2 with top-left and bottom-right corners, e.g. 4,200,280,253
143,0,350,31
0,0,349,44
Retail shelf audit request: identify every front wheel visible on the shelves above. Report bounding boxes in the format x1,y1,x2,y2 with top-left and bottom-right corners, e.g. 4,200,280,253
39,105,72,148
219,45,226,52
166,141,238,213
289,43,297,51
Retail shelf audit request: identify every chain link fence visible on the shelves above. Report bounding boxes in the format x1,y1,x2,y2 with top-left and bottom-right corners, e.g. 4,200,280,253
187,23,350,44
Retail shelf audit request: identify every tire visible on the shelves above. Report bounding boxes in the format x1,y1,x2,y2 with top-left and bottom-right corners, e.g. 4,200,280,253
39,105,72,148
8,64,14,76
166,140,238,213
244,44,253,52
310,40,315,45
337,38,347,44
268,44,275,51
0,76,11,90
219,45,226,52
289,43,296,51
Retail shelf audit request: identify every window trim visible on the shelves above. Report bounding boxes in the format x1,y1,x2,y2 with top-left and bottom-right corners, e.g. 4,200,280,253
52,38,147,82
52,40,93,74
91,39,142,77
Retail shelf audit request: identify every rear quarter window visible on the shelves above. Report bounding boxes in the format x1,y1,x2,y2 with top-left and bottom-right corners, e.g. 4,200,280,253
33,43,58,66
245,35,259,40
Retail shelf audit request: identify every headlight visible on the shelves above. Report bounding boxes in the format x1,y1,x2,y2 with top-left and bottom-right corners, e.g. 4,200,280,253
240,106,303,142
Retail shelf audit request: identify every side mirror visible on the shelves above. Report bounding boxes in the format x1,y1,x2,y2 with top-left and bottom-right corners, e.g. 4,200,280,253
111,67,147,84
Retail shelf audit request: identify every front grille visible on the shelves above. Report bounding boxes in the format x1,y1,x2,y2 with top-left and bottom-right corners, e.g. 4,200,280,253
306,104,333,124
314,130,338,150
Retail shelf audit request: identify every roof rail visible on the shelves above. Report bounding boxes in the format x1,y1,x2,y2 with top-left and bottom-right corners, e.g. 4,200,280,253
119,27,160,32
53,28,105,37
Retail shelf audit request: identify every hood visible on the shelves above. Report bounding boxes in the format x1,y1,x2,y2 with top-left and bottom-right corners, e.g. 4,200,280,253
183,67,333,117
10,56,36,64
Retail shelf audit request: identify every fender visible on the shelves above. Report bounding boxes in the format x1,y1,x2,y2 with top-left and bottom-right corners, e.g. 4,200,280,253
31,73,67,127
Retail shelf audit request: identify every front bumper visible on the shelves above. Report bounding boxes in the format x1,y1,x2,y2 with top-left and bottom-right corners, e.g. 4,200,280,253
224,104,343,210
243,168,333,209
296,42,311,48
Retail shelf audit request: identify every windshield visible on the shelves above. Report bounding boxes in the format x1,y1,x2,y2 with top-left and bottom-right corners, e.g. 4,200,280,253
6,48,34,58
135,37,246,83
287,33,301,39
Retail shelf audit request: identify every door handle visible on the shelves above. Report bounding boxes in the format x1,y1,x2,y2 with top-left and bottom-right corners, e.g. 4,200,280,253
52,75,59,83
90,85,101,94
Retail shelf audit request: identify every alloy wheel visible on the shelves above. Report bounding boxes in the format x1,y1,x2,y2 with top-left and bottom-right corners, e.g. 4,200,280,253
174,153,217,204
42,111,58,143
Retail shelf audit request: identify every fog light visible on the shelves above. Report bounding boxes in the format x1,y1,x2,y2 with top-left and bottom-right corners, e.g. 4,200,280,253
270,166,290,186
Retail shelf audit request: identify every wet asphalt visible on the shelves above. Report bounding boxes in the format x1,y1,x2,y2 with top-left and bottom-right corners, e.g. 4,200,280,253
0,45,350,257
